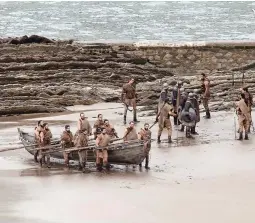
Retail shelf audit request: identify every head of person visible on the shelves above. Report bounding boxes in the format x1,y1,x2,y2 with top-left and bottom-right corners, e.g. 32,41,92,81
101,128,106,135
243,86,248,92
163,82,168,90
129,78,135,85
104,119,109,126
129,121,135,128
38,120,44,127
96,127,102,135
188,92,194,99
200,73,206,81
177,81,182,87
65,125,70,133
165,98,171,104
144,123,149,130
80,112,85,120
43,123,49,130
98,114,103,120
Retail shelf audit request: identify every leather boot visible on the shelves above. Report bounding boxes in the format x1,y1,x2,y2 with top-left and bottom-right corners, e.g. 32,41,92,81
168,136,172,143
244,132,249,140
179,125,184,132
34,150,38,163
248,126,251,133
145,156,150,169
96,163,103,171
191,127,199,135
237,132,243,140
124,115,127,124
204,110,211,119
157,136,161,143
133,110,139,123
39,158,43,168
78,163,83,171
174,116,178,125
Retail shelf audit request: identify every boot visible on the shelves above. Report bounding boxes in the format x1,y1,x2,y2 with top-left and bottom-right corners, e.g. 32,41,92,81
78,163,83,171
157,135,161,143
96,163,103,171
174,116,178,125
248,126,251,133
191,127,199,135
123,115,127,124
133,110,139,123
204,110,211,119
237,132,243,140
179,125,184,132
168,136,172,143
39,158,43,168
34,150,38,163
139,163,142,168
244,132,249,140
145,156,150,169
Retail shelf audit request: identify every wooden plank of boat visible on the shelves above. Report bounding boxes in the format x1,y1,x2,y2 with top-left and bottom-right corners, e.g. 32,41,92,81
17,128,146,165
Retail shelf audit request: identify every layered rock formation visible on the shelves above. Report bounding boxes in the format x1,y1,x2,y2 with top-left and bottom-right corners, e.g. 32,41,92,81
0,37,254,116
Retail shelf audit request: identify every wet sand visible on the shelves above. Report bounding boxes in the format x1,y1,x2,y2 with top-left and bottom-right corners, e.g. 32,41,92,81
0,103,255,223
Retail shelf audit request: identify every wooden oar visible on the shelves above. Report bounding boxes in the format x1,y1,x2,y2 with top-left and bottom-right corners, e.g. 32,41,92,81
43,139,144,155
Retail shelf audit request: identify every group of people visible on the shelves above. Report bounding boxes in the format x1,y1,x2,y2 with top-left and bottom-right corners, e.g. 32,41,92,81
34,112,152,171
33,73,253,171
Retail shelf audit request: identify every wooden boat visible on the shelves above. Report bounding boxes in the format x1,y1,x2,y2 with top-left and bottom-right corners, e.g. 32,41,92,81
18,128,146,165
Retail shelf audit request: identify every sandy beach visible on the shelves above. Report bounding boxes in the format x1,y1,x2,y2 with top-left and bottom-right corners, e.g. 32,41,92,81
0,103,255,223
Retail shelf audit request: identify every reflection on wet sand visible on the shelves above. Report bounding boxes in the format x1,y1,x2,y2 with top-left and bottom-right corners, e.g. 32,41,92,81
0,104,255,223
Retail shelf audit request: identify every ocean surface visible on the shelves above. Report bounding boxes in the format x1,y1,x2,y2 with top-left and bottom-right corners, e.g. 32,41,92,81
0,1,254,42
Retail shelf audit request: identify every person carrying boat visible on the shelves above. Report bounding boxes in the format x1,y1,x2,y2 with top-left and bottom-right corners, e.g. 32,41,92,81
172,81,182,125
93,114,105,139
76,112,92,138
138,123,151,169
74,129,89,172
235,93,251,140
34,120,44,163
104,119,119,138
38,123,52,168
123,121,138,142
121,77,139,124
95,128,111,171
157,98,177,143
200,73,211,119
61,125,74,168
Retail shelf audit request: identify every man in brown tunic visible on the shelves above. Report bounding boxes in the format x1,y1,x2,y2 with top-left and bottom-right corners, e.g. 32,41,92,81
93,114,104,139
241,87,253,133
157,99,177,143
61,125,74,168
236,93,251,140
104,119,119,138
95,128,111,171
200,73,211,119
138,123,152,169
76,112,92,137
34,120,44,163
74,130,88,171
121,78,139,124
123,121,138,142
38,123,52,168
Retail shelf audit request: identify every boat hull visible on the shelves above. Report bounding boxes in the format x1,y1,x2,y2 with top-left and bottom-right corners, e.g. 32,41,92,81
18,128,146,165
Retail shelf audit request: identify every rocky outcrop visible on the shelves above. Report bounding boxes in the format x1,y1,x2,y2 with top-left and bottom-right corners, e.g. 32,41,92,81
0,38,254,116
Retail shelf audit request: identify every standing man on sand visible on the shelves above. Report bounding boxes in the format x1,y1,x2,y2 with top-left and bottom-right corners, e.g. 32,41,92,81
200,73,211,119
172,81,182,125
77,112,92,137
157,98,177,143
241,87,253,133
34,120,44,163
121,78,139,124
235,93,251,140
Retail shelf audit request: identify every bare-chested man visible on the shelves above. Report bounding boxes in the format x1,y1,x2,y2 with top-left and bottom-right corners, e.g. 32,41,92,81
200,73,211,119
121,78,139,124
